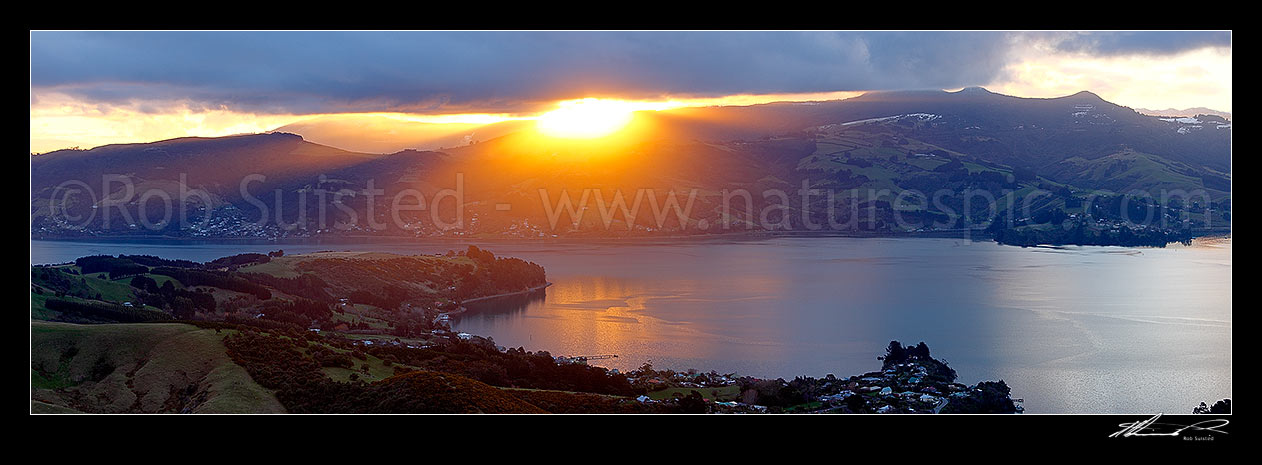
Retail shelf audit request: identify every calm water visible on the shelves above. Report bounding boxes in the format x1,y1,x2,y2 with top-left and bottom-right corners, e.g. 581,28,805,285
30,236,1232,413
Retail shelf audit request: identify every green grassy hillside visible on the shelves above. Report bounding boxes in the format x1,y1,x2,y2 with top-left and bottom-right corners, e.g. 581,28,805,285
30,321,285,413
1046,149,1229,199
238,251,469,296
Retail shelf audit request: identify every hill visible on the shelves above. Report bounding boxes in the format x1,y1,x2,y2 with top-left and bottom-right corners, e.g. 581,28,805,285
1135,107,1232,120
31,132,380,190
33,247,546,341
30,132,390,237
358,371,547,413
237,249,547,308
30,89,1230,244
30,321,285,413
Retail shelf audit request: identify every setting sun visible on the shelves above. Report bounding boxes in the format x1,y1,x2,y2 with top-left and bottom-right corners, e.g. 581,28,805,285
536,99,635,138
535,98,671,139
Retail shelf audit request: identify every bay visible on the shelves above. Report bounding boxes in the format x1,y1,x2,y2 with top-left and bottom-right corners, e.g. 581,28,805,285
30,236,1232,413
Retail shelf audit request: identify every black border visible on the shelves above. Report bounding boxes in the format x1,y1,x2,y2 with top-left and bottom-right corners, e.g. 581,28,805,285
28,24,1232,450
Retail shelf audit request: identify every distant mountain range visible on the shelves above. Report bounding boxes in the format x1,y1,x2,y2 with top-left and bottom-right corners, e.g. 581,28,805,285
1135,107,1232,120
31,88,1231,241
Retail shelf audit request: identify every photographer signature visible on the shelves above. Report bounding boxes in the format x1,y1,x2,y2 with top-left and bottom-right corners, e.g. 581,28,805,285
1110,413,1229,438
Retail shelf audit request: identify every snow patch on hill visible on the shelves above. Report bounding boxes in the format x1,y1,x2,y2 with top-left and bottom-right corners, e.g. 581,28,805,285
837,113,942,127
1157,116,1231,134
1160,117,1203,124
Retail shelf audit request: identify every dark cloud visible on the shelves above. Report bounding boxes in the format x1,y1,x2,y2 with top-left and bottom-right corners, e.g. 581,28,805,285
28,31,1229,116
1036,31,1231,56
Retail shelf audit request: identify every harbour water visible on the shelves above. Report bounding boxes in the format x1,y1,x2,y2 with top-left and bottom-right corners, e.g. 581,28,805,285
31,236,1232,413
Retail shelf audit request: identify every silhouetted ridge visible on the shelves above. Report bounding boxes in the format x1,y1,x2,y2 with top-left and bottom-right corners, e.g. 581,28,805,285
954,86,996,95
1063,90,1105,101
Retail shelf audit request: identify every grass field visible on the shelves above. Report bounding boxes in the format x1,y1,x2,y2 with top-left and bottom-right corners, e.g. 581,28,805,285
237,257,303,278
32,267,137,302
81,274,136,301
30,321,285,413
238,251,478,300
328,303,400,332
904,156,950,171
238,251,453,278
111,273,183,289
315,345,409,383
30,292,61,320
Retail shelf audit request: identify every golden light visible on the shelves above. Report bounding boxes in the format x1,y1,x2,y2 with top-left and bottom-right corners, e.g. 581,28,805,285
31,92,866,153
987,46,1232,113
535,98,674,139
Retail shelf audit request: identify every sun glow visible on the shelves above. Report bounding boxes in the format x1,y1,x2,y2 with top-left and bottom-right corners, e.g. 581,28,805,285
30,92,866,153
535,98,678,139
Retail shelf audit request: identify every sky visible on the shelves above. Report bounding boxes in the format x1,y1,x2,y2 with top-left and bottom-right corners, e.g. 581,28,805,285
29,30,1231,153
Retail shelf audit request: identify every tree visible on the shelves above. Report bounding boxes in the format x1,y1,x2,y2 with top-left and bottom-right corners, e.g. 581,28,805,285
1193,402,1210,414
675,390,709,414
1210,399,1232,413
160,280,176,296
880,341,908,368
130,275,159,293
1195,398,1231,414
171,296,197,319
845,392,869,413
908,342,931,360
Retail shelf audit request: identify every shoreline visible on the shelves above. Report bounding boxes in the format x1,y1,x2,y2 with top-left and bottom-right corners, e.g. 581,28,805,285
29,229,974,244
440,282,553,321
30,226,1231,246
30,230,1232,267
460,282,553,305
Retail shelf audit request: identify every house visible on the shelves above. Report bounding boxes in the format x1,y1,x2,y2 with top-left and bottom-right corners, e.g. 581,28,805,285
820,392,854,402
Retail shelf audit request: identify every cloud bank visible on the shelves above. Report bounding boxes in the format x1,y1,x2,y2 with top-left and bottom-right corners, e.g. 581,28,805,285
31,31,1228,116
